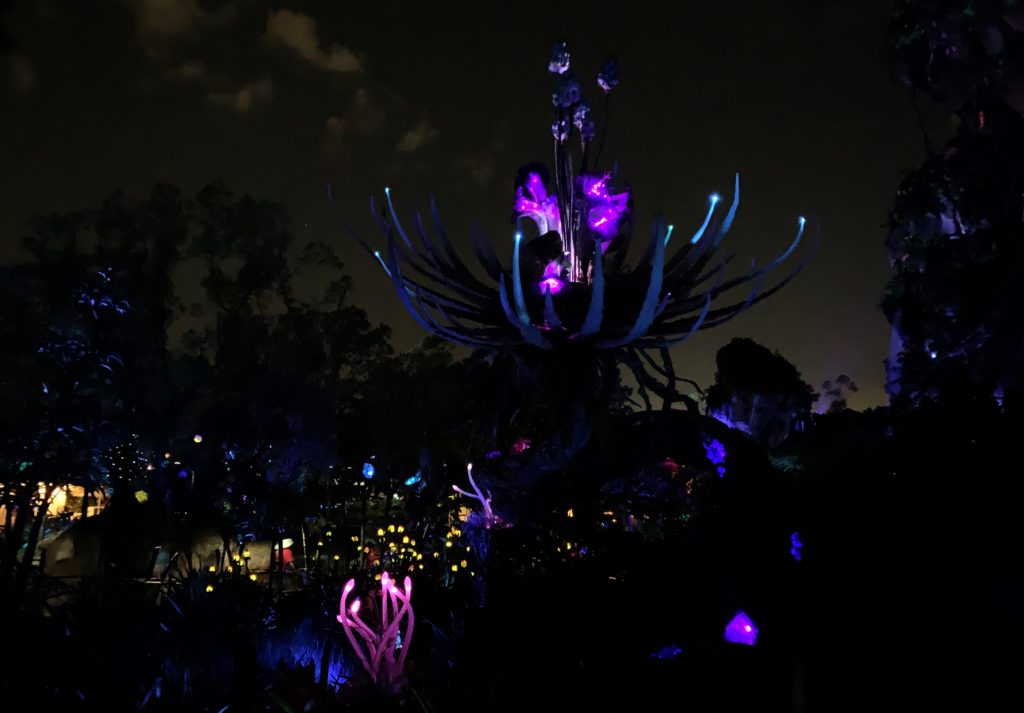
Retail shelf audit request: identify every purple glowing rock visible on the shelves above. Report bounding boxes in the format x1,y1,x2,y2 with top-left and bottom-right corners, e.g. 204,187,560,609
724,611,758,646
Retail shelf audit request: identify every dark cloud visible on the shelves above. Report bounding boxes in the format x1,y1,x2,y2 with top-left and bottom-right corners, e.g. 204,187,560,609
207,76,274,112
396,116,438,152
122,0,208,57
265,9,360,73
162,58,207,80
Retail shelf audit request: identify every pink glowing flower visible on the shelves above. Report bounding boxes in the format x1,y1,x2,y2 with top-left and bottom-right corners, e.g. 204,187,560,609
337,573,415,690
514,172,561,235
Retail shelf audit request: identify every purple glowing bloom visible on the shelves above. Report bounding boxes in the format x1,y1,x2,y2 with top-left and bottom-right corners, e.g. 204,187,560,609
703,438,727,478
580,118,596,141
552,74,581,108
514,172,561,235
539,260,566,295
548,41,570,75
597,56,620,92
485,449,502,460
724,611,758,646
581,174,629,240
551,117,569,141
573,100,591,128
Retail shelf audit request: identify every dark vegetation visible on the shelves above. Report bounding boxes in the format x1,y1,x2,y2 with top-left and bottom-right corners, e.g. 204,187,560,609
2,2,1023,711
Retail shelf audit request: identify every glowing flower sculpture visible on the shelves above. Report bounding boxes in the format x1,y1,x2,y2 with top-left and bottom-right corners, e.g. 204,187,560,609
337,573,415,690
342,43,810,399
452,462,496,528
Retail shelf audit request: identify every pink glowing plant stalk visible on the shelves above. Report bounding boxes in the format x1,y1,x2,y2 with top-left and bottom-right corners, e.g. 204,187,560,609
337,572,415,690
452,462,495,527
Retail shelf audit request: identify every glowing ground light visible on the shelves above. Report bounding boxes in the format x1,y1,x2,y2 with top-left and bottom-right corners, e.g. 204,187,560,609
723,611,758,646
362,462,375,479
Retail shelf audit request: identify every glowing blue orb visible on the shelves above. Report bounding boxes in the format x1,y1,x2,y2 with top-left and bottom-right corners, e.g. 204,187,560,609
362,462,375,479
404,471,422,487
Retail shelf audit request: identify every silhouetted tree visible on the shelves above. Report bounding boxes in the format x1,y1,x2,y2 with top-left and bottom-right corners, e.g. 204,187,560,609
885,1,1024,401
706,338,816,447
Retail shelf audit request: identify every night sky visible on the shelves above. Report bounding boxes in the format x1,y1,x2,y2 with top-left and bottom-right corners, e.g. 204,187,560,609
0,1,949,409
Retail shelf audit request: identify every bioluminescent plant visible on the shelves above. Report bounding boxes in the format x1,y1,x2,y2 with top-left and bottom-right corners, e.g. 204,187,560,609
651,643,684,660
790,531,803,562
452,463,495,528
340,42,810,401
724,610,758,646
337,572,415,690
704,437,727,478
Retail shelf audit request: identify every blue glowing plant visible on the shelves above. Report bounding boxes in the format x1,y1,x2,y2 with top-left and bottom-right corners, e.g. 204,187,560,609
703,437,727,478
790,531,803,561
340,42,811,402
